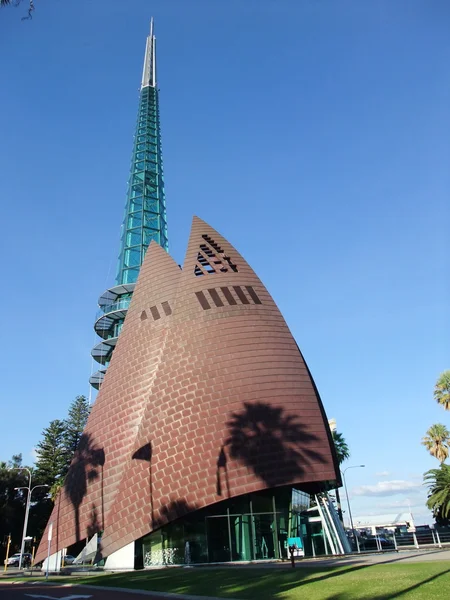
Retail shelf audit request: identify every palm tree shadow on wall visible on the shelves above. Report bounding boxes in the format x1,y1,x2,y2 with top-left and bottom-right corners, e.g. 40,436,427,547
87,503,101,539
152,499,199,530
131,444,199,529
224,402,326,488
132,442,153,527
64,433,105,543
216,445,231,497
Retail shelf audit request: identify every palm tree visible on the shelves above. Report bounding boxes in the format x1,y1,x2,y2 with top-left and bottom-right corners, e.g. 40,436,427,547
333,431,350,465
422,424,450,463
332,431,350,523
434,370,450,411
1,0,33,19
424,464,450,520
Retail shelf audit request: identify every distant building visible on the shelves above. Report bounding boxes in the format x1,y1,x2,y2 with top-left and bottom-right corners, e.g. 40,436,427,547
354,512,415,535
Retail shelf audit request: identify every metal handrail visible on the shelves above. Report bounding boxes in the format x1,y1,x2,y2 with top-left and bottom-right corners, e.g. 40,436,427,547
96,297,131,321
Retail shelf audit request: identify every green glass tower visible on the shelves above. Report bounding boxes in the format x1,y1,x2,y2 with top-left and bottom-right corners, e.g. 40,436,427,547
90,20,168,390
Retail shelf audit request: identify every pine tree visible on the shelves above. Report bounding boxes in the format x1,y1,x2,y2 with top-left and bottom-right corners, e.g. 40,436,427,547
34,420,67,487
63,395,90,475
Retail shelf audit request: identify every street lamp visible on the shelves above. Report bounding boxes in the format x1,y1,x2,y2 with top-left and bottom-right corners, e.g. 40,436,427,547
10,467,49,569
341,464,365,553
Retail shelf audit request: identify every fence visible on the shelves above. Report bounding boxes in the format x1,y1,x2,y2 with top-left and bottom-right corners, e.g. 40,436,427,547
352,529,450,553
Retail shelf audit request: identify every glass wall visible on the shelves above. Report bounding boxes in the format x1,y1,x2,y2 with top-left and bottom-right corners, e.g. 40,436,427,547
116,85,168,286
140,487,320,566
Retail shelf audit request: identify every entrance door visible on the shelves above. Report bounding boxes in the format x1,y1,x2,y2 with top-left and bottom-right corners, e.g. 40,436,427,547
253,514,277,560
206,517,231,562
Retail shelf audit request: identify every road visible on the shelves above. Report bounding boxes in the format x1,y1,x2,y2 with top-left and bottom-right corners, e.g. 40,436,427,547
0,584,183,600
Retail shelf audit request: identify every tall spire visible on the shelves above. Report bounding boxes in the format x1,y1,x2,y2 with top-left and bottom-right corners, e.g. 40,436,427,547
90,19,169,390
116,16,168,286
141,18,157,89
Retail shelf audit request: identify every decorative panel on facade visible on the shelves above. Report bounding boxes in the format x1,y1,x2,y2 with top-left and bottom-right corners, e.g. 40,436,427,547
36,217,339,564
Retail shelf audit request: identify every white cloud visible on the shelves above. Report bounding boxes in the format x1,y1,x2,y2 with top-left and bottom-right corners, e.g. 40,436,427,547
352,480,423,497
375,471,391,478
30,448,38,463
376,498,426,510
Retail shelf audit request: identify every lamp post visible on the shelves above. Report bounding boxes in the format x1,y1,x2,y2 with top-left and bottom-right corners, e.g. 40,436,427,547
342,464,365,553
11,467,49,569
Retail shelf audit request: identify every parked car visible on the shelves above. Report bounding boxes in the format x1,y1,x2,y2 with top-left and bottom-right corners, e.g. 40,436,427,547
4,553,32,567
63,555,76,565
360,536,395,551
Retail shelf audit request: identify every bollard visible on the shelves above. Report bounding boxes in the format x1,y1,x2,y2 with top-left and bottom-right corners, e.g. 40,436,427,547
393,533,398,551
413,532,419,549
436,530,442,549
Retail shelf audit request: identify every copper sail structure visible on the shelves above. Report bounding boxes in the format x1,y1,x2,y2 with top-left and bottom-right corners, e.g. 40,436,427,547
36,218,341,567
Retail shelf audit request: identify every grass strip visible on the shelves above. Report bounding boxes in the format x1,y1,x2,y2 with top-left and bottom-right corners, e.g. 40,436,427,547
4,562,450,599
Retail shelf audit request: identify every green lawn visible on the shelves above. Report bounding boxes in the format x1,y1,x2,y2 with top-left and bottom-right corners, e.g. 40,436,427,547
14,561,450,599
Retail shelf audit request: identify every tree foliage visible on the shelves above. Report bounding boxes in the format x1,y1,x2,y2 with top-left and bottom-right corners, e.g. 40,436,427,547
34,396,90,489
0,0,34,20
0,455,29,561
434,370,450,412
332,431,350,466
0,394,90,557
422,423,450,464
34,419,68,487
425,463,450,520
63,395,90,470
331,430,350,524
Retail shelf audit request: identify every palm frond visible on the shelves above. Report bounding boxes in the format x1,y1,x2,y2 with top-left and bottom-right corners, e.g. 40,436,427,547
434,370,450,411
422,423,450,463
424,464,450,519
332,431,350,466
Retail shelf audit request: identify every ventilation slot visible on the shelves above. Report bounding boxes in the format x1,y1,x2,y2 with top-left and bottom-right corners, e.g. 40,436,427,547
233,286,250,304
150,306,161,320
193,234,238,276
140,310,148,321
196,252,216,274
246,286,262,304
161,301,172,316
202,234,224,254
221,287,237,305
208,289,224,307
195,291,211,310
200,244,215,258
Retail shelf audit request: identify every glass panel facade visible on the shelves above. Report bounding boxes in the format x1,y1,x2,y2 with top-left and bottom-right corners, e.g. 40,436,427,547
139,487,340,566
116,84,169,286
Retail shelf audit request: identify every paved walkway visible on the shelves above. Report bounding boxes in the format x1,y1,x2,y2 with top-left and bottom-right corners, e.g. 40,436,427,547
288,548,450,568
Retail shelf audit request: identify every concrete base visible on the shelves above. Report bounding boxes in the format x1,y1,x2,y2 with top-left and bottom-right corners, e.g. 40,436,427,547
104,541,134,570
42,550,63,572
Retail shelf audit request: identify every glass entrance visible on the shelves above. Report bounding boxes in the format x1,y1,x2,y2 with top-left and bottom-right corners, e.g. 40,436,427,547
253,514,276,559
206,517,231,562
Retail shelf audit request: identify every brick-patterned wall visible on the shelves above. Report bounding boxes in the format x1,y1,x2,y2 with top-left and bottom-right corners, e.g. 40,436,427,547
36,217,338,563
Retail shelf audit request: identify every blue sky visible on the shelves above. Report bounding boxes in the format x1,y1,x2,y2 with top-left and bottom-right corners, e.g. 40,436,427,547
1,0,449,525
